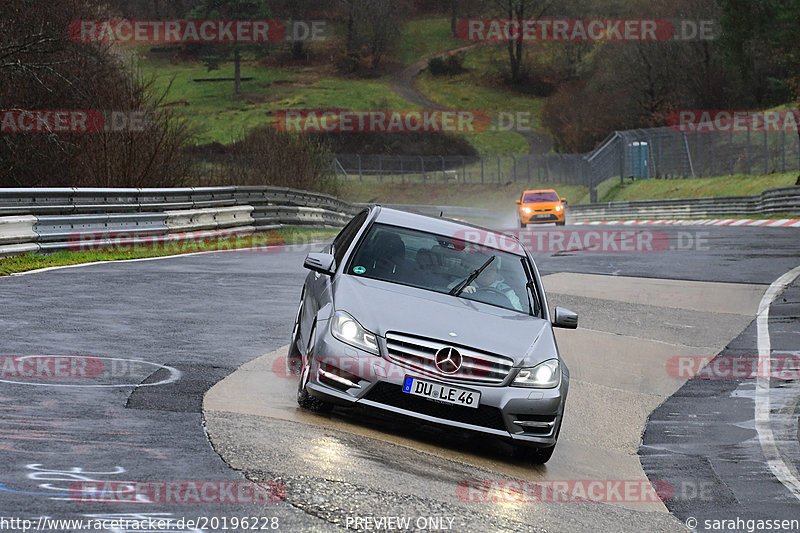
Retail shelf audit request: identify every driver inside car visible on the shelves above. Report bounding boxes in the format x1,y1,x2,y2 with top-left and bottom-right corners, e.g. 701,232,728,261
460,258,523,311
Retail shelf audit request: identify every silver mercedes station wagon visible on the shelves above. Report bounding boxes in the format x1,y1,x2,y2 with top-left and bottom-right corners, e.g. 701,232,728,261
288,206,577,463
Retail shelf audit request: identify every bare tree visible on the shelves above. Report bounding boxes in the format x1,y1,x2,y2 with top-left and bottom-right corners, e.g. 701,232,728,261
490,0,553,84
0,0,193,187
340,0,407,69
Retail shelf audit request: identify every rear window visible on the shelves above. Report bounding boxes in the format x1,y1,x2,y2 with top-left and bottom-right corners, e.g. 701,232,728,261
523,192,559,203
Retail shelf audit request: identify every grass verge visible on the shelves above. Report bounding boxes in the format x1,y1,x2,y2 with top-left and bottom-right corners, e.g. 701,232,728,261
0,227,339,277
339,181,587,211
396,18,464,65
601,173,799,202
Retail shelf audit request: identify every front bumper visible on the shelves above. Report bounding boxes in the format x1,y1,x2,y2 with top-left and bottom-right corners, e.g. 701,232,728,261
520,210,565,224
305,329,568,448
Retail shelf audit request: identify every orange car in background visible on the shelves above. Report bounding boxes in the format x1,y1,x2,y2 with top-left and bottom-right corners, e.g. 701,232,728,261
516,189,567,227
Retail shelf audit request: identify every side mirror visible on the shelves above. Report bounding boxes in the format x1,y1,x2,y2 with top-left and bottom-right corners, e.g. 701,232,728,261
553,307,578,329
516,200,521,205
304,252,335,276
561,198,568,205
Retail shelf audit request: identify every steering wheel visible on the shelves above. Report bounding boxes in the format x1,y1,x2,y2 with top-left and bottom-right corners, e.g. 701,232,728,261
474,286,514,308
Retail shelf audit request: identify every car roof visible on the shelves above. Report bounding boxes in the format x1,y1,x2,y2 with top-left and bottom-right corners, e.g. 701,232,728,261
372,206,527,257
522,189,558,194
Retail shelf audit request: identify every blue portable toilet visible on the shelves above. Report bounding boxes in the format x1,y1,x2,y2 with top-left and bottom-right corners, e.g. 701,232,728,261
627,141,648,178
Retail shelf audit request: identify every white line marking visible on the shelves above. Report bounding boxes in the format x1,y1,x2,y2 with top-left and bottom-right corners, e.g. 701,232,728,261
755,265,800,501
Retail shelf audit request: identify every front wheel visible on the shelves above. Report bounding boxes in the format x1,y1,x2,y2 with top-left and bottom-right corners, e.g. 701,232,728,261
556,220,565,226
517,443,556,464
296,324,333,413
516,419,561,464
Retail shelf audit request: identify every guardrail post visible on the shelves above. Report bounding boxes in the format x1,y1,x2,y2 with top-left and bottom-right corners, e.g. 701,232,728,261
420,156,425,182
441,156,446,182
357,155,362,181
496,156,501,183
378,155,383,183
480,157,485,183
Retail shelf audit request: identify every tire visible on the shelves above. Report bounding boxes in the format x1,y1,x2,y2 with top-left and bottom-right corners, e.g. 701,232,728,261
518,443,556,464
556,220,565,226
516,418,561,464
520,221,527,228
287,289,304,377
296,324,334,413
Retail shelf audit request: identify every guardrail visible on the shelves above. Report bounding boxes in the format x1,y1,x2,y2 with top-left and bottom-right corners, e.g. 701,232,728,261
0,186,359,258
567,186,800,222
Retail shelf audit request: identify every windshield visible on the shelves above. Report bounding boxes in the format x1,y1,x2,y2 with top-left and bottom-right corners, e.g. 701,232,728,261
523,192,559,203
347,223,538,315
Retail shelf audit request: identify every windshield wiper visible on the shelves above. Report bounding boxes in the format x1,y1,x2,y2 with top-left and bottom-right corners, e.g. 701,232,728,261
448,255,495,297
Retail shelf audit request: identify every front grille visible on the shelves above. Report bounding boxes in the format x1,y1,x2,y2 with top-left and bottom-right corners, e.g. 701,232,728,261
385,332,514,385
534,208,552,213
363,382,507,431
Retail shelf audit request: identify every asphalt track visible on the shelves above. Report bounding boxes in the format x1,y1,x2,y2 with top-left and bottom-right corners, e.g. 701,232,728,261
0,223,798,532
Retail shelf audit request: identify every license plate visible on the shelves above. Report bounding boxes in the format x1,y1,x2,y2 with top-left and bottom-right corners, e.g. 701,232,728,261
402,377,480,408
535,214,551,219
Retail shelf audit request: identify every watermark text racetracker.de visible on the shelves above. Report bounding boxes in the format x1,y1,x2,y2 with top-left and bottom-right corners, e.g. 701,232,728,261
458,479,715,504
453,228,710,254
69,481,285,504
456,18,717,42
0,110,153,133
69,19,327,43
667,355,800,380
667,109,800,133
66,229,296,254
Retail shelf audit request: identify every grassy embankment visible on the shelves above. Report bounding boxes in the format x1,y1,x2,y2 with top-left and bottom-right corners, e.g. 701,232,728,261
337,173,799,210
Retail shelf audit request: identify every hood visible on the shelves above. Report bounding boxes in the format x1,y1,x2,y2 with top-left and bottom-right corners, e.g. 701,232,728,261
332,275,556,366
521,200,562,209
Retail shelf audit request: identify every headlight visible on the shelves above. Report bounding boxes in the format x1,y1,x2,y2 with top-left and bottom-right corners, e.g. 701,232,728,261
555,205,564,212
331,311,379,354
512,359,560,388
521,207,532,214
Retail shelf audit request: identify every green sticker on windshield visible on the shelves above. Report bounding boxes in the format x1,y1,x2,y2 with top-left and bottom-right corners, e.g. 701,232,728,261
353,266,366,274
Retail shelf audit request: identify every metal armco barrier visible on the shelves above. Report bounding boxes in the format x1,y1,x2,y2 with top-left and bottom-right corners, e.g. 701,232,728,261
0,186,358,258
568,186,800,222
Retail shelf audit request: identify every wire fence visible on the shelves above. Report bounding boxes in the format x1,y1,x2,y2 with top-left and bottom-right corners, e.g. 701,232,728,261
332,126,800,200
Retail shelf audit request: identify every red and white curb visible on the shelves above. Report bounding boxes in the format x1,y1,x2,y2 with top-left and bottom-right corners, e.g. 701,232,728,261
574,219,800,228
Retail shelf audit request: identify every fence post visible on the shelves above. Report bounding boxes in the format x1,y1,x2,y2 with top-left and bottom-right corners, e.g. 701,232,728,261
729,130,734,175
710,133,715,176
746,129,751,175
764,129,769,174
420,156,425,182
441,156,446,182
497,156,501,183
526,156,531,182
378,154,383,182
461,156,466,183
781,130,786,173
481,156,485,183
399,155,404,184
358,155,363,181
511,155,517,182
